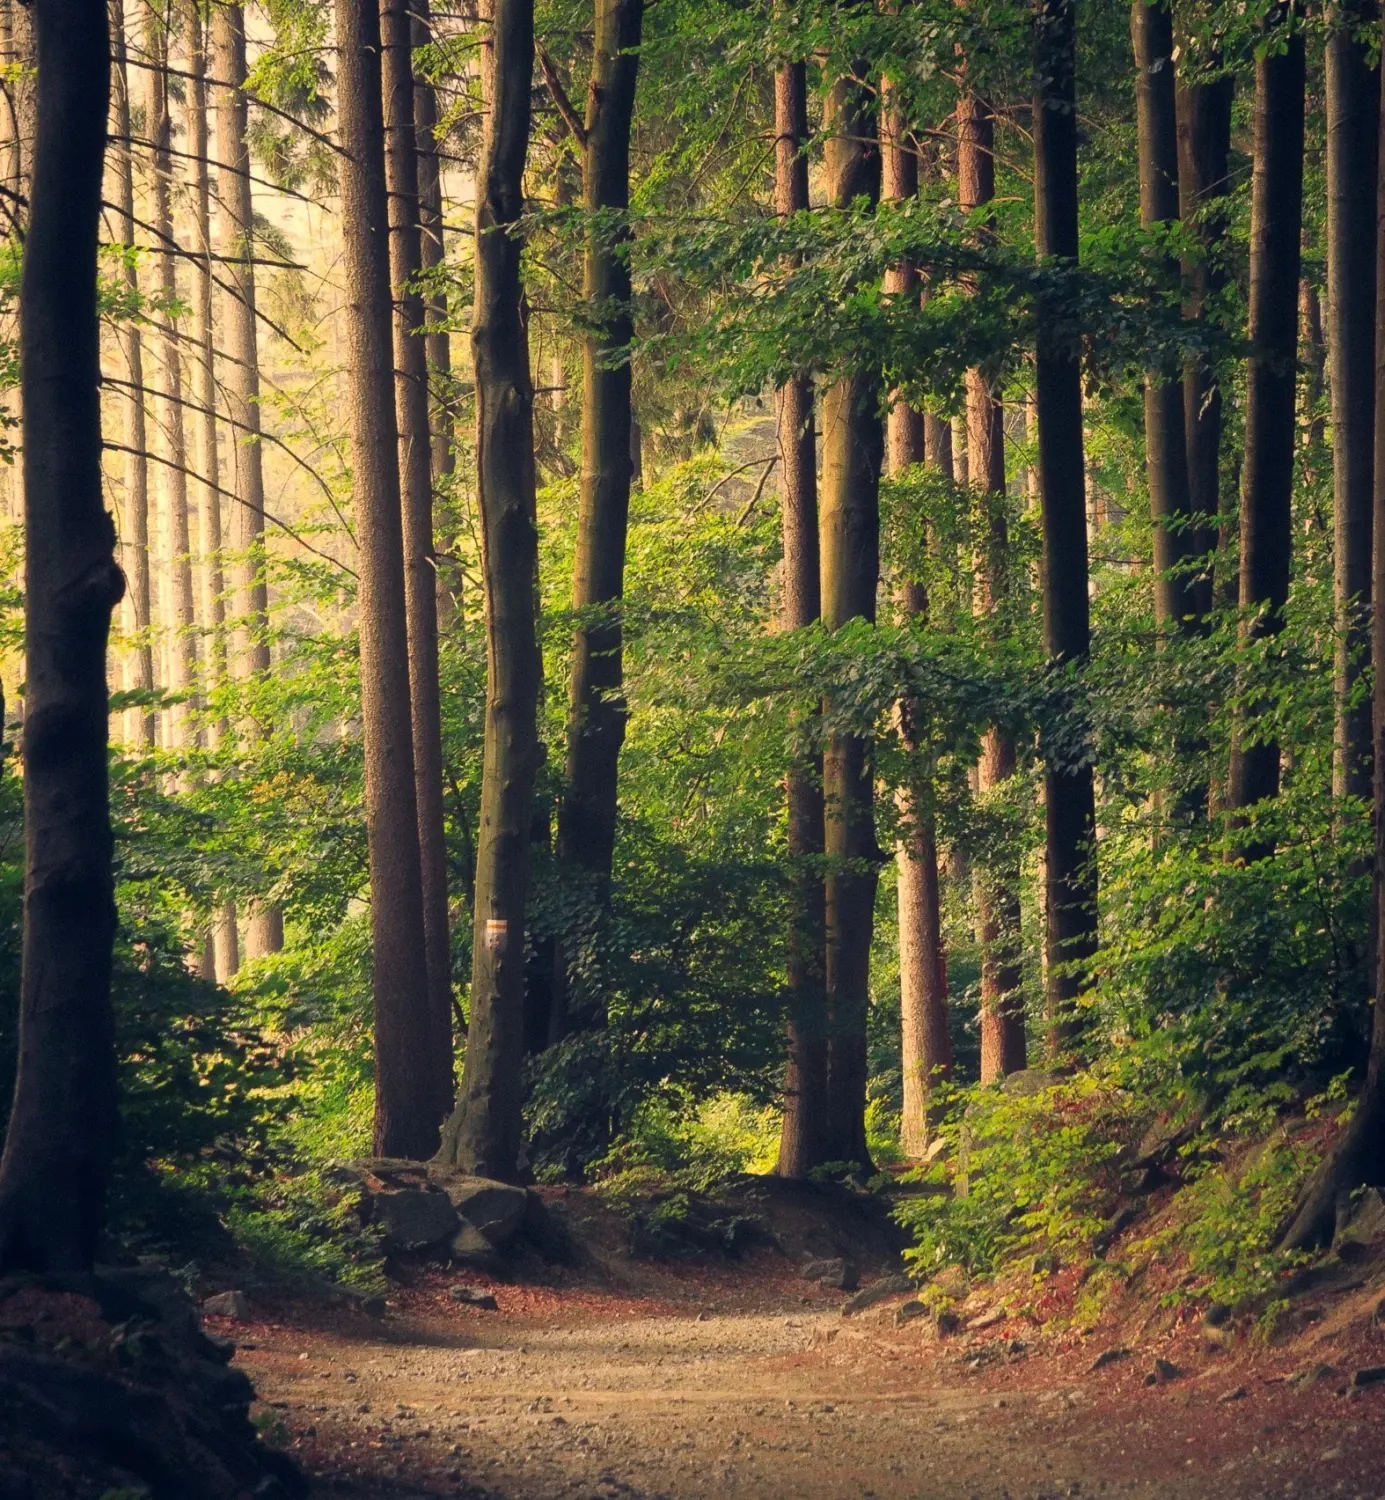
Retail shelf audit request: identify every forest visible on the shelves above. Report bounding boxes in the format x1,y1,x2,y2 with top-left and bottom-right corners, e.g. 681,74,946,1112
2,0,1385,1494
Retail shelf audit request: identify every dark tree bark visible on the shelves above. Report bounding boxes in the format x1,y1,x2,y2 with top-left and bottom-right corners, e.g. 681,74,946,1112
1033,0,1097,1052
556,0,645,922
336,0,438,1160
1226,3,1305,830
434,0,541,1180
819,67,881,1171
0,0,123,1272
773,60,830,1181
1326,0,1379,804
1132,0,1196,632
958,87,1024,1085
382,0,454,1127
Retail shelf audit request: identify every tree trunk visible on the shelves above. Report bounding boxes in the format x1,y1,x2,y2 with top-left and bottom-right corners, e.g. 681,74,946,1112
819,67,881,1171
1033,0,1097,1053
1226,3,1305,829
0,0,123,1272
1132,0,1195,632
111,0,153,750
382,0,454,1128
434,0,541,1180
212,1,280,957
336,0,439,1160
145,10,197,753
1327,1,1379,804
556,0,645,920
773,61,829,1180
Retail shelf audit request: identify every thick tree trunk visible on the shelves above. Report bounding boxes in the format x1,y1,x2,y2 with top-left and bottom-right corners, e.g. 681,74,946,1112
1033,0,1097,1053
112,0,154,750
819,69,881,1171
382,0,454,1127
1132,0,1195,632
773,61,829,1180
145,12,197,752
336,0,439,1160
1226,4,1305,829
958,88,1024,1085
556,0,645,908
0,0,123,1272
434,0,540,1180
1327,1,1379,804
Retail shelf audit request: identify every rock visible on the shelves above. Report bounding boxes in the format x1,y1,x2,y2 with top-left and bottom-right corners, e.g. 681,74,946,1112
325,1283,387,1318
934,1309,961,1337
1000,1068,1065,1097
1202,1301,1232,1328
1335,1187,1385,1250
449,1222,504,1270
429,1173,529,1247
841,1274,913,1315
967,1307,1005,1332
1093,1205,1139,1256
1349,1366,1385,1389
1146,1357,1180,1385
1087,1347,1130,1373
448,1285,499,1311
1030,1252,1060,1278
201,1290,251,1321
1291,1362,1338,1389
800,1258,859,1291
1121,1164,1171,1197
894,1300,927,1326
373,1189,460,1253
1374,1296,1385,1328
1218,1385,1247,1403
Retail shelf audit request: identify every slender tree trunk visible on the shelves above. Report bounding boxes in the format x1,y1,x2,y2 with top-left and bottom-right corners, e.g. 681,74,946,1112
819,67,881,1170
556,0,645,925
0,0,123,1271
1326,1,1379,804
336,0,439,1160
145,10,197,753
382,0,454,1128
1033,0,1097,1053
883,85,951,1152
773,61,829,1179
1226,3,1305,830
434,0,540,1180
112,0,153,749
213,1,281,956
1132,0,1195,631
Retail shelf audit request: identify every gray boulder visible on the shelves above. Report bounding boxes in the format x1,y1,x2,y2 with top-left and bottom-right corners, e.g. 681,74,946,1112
429,1173,528,1247
373,1189,459,1252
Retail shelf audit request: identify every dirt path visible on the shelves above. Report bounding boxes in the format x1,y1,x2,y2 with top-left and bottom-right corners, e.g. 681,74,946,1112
223,1252,1385,1500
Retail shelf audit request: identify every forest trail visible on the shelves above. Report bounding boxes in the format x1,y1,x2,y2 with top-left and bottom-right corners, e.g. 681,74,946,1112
229,1251,1385,1500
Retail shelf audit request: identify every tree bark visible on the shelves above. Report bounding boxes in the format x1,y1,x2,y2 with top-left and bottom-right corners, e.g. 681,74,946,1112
1033,0,1097,1053
1226,3,1304,829
0,0,123,1272
382,0,454,1128
1326,0,1379,804
434,0,541,1180
819,67,881,1171
336,0,439,1159
773,61,829,1180
213,2,281,956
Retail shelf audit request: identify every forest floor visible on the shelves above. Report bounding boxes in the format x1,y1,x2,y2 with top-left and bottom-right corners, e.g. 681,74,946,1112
219,1185,1385,1500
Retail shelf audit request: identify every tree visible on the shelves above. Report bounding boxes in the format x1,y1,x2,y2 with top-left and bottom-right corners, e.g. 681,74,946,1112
435,0,541,1180
819,64,882,1169
335,0,438,1159
773,59,829,1180
0,0,123,1271
1226,2,1304,830
381,0,454,1126
1032,0,1097,1049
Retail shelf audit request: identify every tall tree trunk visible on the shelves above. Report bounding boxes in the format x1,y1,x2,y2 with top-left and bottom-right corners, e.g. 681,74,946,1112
556,0,645,951
884,84,951,1153
434,0,540,1180
1327,1,1379,804
0,0,123,1271
112,0,154,750
958,88,1024,1085
773,61,829,1180
819,67,882,1170
212,1,280,956
145,9,196,753
1226,3,1305,830
1033,0,1097,1052
336,0,439,1160
382,0,454,1128
1132,0,1195,631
